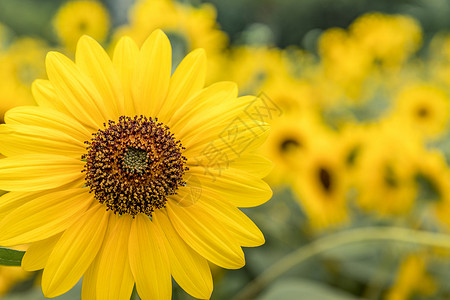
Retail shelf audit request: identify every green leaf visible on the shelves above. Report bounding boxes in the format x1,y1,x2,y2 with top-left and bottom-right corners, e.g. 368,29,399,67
0,247,25,266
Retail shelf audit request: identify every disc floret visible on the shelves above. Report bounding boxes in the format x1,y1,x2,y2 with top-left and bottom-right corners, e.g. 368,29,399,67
82,115,187,216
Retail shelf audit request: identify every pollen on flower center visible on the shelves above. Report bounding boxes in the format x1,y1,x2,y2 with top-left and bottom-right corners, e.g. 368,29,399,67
82,115,188,216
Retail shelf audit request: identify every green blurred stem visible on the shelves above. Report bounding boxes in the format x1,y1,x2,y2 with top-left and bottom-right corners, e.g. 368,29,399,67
232,226,450,300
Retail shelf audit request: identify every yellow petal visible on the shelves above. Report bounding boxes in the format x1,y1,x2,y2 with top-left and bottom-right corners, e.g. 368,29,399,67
0,154,84,191
169,81,237,134
0,188,93,246
184,119,270,161
158,48,206,123
81,213,119,300
190,166,272,207
46,51,108,130
0,190,50,219
42,204,109,298
112,36,139,116
96,215,134,300
230,153,273,178
196,191,265,247
76,35,124,120
5,106,92,143
0,124,85,158
167,200,245,269
133,29,171,117
22,233,62,271
128,213,171,300
154,210,213,299
31,80,70,115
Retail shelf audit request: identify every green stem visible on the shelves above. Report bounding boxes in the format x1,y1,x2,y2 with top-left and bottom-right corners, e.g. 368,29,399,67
232,226,450,300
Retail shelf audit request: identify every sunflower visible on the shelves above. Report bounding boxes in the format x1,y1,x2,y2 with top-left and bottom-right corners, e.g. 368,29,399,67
292,131,350,231
0,30,272,299
391,83,449,139
353,121,420,216
53,0,110,53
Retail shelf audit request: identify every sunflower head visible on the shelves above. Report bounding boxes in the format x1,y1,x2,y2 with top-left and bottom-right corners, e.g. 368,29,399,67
0,29,271,300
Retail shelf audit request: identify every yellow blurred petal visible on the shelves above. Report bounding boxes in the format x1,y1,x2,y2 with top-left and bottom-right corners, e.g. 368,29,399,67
0,154,84,191
190,166,272,207
46,51,108,130
76,35,124,120
197,191,265,247
0,188,93,246
96,215,134,300
128,213,171,300
133,29,171,117
158,48,207,123
0,124,85,158
5,106,92,143
22,233,62,271
154,210,213,299
167,200,245,269
42,204,109,298
112,36,139,116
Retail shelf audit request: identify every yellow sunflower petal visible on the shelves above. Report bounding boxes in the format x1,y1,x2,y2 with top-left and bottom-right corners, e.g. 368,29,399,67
190,166,272,207
46,51,109,130
96,215,134,300
0,154,84,191
230,153,273,178
133,29,171,117
0,188,93,246
169,81,237,133
128,213,171,300
184,119,270,160
0,190,49,219
76,35,124,120
112,36,139,116
31,80,69,114
81,213,119,300
42,204,110,298
154,210,213,299
196,191,265,247
167,200,245,269
4,106,92,143
22,233,62,271
158,48,207,123
0,124,85,158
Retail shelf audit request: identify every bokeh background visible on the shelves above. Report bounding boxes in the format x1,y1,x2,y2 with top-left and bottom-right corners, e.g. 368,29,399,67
1,0,450,299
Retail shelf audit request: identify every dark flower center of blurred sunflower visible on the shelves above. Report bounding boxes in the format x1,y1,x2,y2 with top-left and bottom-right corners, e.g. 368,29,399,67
82,115,188,216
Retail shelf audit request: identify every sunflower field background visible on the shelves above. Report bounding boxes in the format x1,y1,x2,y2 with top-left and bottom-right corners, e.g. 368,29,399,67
1,0,450,299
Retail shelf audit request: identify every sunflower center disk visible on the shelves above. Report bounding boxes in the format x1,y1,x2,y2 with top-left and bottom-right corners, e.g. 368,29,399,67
82,116,188,216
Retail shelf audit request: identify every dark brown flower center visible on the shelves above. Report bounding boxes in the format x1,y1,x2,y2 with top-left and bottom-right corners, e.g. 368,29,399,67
82,115,187,216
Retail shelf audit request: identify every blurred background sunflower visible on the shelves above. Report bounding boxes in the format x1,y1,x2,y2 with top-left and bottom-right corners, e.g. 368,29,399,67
1,0,450,299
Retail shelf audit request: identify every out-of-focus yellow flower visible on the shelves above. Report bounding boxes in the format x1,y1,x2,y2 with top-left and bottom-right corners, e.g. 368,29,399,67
261,112,323,186
353,122,421,215
391,83,449,139
292,130,350,231
318,28,373,99
53,0,110,53
0,37,48,122
223,46,309,95
386,254,436,300
350,13,422,68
